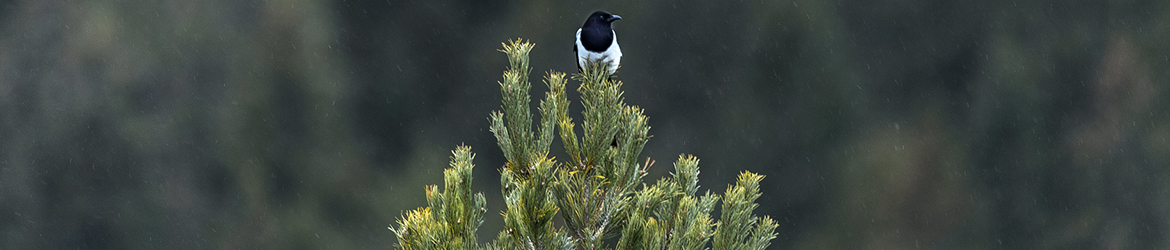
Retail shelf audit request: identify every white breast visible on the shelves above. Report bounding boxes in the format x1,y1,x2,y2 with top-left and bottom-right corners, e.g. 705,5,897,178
576,29,622,75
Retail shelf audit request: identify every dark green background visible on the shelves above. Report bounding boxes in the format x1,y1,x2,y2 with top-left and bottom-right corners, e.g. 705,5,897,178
2,0,1168,249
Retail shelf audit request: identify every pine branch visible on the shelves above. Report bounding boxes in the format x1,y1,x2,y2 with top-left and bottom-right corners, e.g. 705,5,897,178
390,146,486,250
551,57,655,249
492,39,545,175
712,172,779,250
491,39,575,250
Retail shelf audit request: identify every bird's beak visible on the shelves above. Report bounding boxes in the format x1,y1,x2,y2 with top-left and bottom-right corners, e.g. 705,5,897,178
608,15,622,22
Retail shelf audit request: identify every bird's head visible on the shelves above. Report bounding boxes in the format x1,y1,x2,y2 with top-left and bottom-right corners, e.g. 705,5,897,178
589,11,622,25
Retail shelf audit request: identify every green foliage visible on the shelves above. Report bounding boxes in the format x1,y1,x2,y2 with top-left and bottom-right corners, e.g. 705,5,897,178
391,39,778,250
712,172,779,250
390,145,487,250
617,155,720,250
552,46,651,249
491,39,576,249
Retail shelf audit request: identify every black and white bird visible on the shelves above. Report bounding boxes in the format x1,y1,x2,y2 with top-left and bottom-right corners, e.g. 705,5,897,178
575,11,623,76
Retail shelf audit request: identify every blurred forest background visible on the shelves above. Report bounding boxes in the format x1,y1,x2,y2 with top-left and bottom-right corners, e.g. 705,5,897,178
2,0,1169,249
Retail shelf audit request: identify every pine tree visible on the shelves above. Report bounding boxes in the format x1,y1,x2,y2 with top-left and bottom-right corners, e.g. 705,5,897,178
391,39,778,250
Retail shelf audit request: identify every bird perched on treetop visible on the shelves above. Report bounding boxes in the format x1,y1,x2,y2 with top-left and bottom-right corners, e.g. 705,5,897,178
575,11,623,76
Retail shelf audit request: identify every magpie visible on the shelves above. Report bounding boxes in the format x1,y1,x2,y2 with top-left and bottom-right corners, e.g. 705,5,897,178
575,11,623,76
